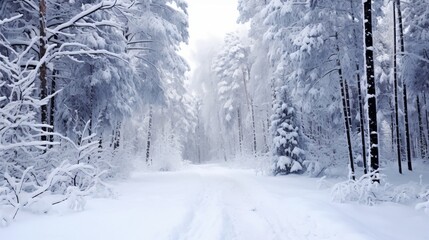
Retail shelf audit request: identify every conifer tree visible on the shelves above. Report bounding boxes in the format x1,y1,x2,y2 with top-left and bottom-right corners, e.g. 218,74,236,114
271,87,305,175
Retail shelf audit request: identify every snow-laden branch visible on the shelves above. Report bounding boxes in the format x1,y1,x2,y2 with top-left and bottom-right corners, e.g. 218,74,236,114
398,51,429,64
48,1,118,38
49,49,126,62
0,14,23,25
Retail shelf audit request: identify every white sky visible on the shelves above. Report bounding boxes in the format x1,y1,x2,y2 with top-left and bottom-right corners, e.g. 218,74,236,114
180,0,243,77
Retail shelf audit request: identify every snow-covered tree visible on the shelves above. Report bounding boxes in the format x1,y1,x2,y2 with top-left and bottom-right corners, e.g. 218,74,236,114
271,87,305,175
212,32,250,126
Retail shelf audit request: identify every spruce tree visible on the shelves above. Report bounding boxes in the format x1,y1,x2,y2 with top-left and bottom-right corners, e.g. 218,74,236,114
271,87,305,175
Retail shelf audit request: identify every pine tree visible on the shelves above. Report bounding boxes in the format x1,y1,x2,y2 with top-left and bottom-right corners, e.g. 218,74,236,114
271,87,305,175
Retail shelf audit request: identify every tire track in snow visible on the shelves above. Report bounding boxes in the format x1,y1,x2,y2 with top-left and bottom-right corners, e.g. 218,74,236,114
172,175,236,240
169,165,370,240
219,175,283,240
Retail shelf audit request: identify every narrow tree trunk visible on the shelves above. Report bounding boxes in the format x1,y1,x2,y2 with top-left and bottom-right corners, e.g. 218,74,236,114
350,0,368,174
396,0,412,169
89,85,94,136
336,32,355,180
403,84,412,170
340,79,356,180
355,68,368,174
396,0,405,56
417,96,426,158
393,1,403,174
423,94,429,158
49,70,57,144
39,0,48,143
344,80,353,129
363,0,380,182
146,106,153,165
390,104,395,153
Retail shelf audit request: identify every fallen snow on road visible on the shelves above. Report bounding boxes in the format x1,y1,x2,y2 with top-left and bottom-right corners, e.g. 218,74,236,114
2,164,429,240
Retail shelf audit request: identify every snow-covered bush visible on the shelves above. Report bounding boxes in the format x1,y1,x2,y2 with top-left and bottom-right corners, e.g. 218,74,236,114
0,18,113,224
331,172,391,205
416,189,429,214
0,118,114,225
332,171,429,212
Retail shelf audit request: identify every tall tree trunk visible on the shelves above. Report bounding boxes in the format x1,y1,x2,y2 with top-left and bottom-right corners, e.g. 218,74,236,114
49,70,57,144
423,94,429,158
390,103,395,154
393,1,403,174
396,0,405,55
350,0,367,174
335,33,355,180
340,78,355,180
356,68,368,174
336,33,355,180
403,84,412,170
363,0,380,182
344,80,353,129
39,0,48,143
417,96,426,158
396,0,413,169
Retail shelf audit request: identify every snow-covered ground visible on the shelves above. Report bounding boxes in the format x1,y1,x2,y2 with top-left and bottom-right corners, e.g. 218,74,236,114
2,164,429,240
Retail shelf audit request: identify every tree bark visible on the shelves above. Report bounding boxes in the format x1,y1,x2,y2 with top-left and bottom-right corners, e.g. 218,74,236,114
49,70,57,144
393,1,403,174
344,80,353,129
336,33,355,180
340,78,355,180
356,67,368,174
39,0,48,143
396,0,413,169
350,0,367,174
403,84,412,170
423,94,429,158
363,0,379,181
417,96,426,158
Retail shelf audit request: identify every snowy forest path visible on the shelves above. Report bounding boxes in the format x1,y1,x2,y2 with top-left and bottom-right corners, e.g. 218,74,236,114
2,164,429,240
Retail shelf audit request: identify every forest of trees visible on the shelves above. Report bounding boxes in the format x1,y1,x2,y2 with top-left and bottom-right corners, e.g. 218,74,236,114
1,0,429,224
0,0,196,223
192,0,429,180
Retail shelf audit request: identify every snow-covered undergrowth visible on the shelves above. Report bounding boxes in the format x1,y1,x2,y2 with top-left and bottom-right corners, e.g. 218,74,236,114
0,128,126,226
331,166,429,214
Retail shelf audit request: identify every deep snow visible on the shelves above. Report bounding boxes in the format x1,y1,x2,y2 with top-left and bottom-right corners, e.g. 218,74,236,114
2,164,429,240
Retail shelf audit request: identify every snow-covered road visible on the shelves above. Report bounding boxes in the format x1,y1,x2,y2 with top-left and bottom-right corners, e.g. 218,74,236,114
2,164,429,240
